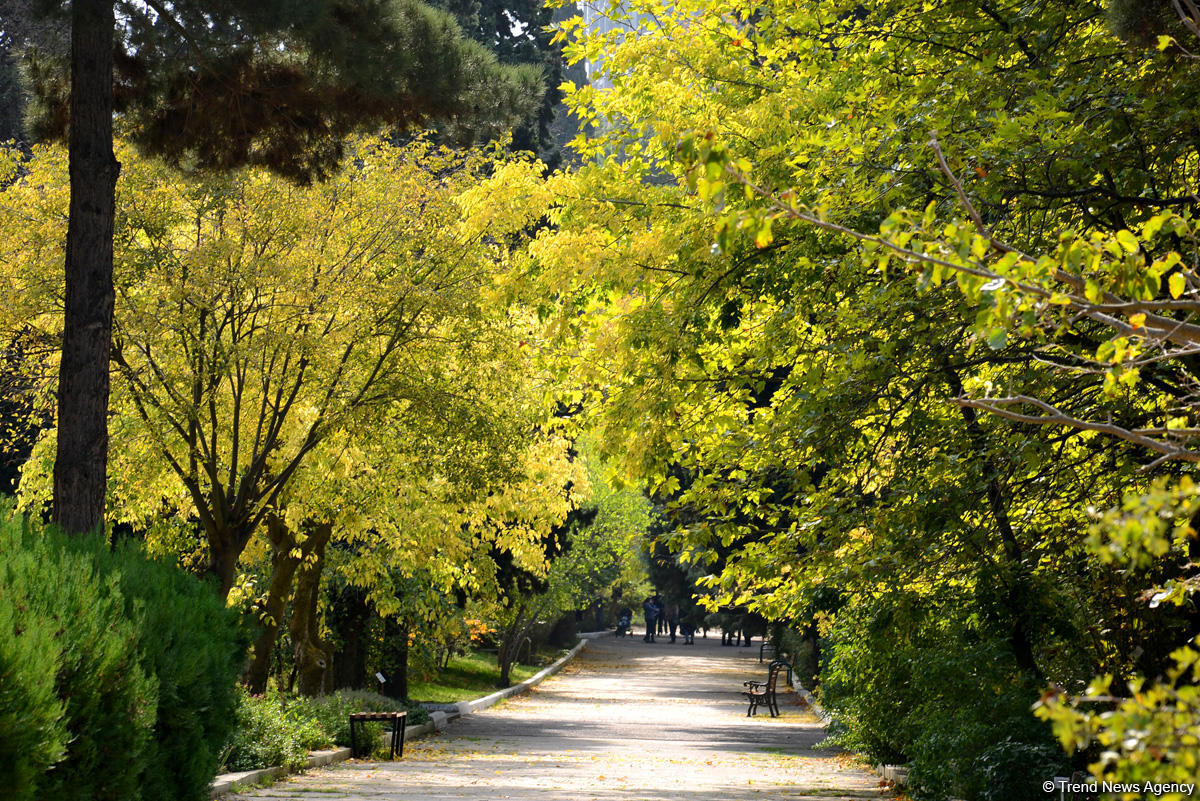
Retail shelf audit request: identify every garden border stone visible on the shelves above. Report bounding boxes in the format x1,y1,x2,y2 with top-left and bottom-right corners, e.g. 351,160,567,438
209,637,591,798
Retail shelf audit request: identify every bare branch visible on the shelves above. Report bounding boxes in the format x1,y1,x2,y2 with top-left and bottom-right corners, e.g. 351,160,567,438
929,132,1010,253
1174,0,1200,50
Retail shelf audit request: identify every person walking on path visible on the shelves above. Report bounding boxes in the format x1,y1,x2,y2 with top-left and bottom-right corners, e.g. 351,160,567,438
680,614,696,644
642,596,659,642
664,600,680,643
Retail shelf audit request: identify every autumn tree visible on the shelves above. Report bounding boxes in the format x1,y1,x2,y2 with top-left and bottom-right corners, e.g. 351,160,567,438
5,0,541,535
1,138,541,598
517,0,1200,794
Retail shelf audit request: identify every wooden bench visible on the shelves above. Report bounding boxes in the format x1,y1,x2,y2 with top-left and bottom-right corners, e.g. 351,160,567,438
742,660,787,717
349,711,407,759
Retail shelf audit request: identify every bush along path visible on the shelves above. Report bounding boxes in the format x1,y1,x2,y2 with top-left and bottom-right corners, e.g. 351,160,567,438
227,634,889,801
212,640,589,797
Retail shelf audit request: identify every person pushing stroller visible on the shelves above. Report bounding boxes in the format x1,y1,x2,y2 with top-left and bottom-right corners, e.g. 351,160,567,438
615,606,633,637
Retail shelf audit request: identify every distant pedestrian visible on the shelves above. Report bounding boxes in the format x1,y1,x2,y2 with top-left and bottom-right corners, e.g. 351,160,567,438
642,596,659,643
655,594,668,635
680,617,696,645
616,605,633,637
665,601,680,643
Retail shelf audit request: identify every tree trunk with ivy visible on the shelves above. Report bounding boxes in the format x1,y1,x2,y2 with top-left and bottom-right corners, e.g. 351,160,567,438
289,521,333,696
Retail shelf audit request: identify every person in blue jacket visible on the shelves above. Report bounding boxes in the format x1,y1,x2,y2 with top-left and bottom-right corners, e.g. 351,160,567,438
642,596,659,643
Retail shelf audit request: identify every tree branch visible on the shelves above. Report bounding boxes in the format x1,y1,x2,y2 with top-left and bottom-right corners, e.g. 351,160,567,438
953,395,1200,465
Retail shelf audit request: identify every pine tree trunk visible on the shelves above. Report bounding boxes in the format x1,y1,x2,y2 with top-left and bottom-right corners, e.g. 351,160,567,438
54,0,118,535
243,516,302,694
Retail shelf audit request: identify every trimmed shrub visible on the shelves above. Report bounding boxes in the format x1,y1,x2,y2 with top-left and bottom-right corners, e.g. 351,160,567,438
0,505,246,801
224,688,430,771
293,689,429,747
84,539,246,801
0,509,156,801
0,518,68,801
224,689,325,772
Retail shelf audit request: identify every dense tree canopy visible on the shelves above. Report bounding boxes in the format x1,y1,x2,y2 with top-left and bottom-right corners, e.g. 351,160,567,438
500,0,1200,796
7,0,1200,797
3,0,544,536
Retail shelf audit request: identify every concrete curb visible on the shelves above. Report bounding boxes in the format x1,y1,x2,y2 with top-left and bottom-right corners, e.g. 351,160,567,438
793,683,832,726
458,638,588,714
210,748,350,797
210,639,589,798
876,765,910,787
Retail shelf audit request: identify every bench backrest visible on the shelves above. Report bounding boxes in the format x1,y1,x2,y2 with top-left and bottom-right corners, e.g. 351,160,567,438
766,660,787,691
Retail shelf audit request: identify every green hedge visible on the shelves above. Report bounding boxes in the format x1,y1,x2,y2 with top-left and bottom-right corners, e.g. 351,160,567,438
90,536,245,801
821,591,1068,801
0,506,244,801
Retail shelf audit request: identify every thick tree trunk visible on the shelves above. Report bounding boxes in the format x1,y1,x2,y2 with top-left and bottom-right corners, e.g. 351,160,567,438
290,521,332,696
497,601,529,688
382,618,411,702
943,361,1045,681
330,586,372,690
54,0,119,535
498,639,514,688
209,533,245,601
242,515,302,694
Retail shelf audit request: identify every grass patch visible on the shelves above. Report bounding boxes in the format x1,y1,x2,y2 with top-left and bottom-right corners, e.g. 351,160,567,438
408,649,563,703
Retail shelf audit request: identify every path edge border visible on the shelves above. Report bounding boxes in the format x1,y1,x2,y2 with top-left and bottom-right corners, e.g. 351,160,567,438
209,636,592,798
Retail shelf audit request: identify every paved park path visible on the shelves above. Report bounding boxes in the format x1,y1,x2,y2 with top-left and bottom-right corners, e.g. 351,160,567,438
229,632,890,801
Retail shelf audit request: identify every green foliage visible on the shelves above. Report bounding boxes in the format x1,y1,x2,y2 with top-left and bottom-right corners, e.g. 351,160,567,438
428,0,566,163
82,540,246,801
821,592,1068,801
529,0,1200,793
407,650,541,702
225,690,322,773
1036,639,1200,793
0,515,67,801
0,43,23,144
18,0,542,182
0,504,244,801
224,689,427,771
0,506,156,801
291,689,430,746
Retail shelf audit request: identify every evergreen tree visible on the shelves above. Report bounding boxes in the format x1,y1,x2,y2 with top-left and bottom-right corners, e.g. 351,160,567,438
428,0,565,164
0,47,22,144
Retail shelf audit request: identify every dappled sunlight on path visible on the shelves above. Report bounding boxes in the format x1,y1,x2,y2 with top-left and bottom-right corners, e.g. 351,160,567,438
229,633,889,800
